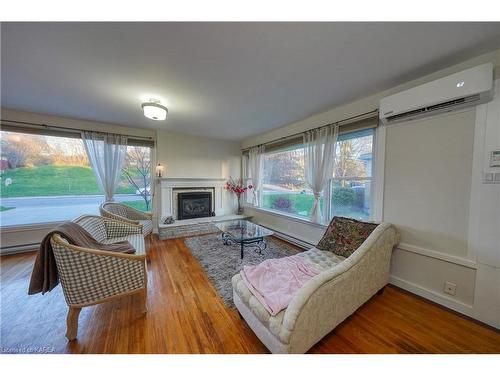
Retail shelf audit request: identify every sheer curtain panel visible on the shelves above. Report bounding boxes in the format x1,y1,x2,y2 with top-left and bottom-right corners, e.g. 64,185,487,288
303,124,339,223
82,131,128,202
248,145,265,206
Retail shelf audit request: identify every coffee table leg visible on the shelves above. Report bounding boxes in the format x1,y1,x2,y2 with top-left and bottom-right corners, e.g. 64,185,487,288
241,242,244,259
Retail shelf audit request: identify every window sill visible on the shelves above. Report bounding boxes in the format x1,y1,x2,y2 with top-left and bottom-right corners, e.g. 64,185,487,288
0,221,64,233
243,205,328,229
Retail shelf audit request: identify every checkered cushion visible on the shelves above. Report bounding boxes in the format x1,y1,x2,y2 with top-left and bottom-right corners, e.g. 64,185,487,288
104,219,142,238
51,238,145,306
109,204,128,217
74,216,107,242
138,220,153,236
102,234,145,255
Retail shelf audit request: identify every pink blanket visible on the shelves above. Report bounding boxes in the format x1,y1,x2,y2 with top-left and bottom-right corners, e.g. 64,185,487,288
240,255,321,316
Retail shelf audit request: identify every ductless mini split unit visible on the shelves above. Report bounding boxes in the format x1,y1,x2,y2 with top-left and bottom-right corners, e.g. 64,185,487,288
379,63,494,125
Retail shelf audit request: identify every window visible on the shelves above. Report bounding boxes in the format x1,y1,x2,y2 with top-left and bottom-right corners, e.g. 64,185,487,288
249,127,375,222
329,128,374,221
260,144,321,218
0,130,152,227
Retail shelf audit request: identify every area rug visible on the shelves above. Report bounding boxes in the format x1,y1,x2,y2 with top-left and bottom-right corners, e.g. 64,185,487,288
184,233,300,308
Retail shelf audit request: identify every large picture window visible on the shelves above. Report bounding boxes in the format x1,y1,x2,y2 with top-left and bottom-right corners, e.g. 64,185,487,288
251,127,374,222
0,130,152,227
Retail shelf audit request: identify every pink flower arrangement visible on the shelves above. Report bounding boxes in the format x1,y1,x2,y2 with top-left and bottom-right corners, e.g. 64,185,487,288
224,177,253,197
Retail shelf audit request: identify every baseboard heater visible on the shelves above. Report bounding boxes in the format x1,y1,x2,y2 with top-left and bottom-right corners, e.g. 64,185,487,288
0,243,39,256
256,224,314,250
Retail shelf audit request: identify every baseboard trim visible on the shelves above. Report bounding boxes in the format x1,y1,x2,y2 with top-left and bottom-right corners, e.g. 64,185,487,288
389,275,474,317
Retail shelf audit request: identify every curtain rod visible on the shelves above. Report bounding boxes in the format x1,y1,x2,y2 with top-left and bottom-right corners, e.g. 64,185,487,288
241,109,379,152
0,119,155,141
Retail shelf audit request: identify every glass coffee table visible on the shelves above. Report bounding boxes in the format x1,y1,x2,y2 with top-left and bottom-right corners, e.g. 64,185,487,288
215,220,274,259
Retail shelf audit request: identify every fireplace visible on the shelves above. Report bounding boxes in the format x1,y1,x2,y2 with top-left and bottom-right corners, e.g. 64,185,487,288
177,192,213,220
158,179,229,221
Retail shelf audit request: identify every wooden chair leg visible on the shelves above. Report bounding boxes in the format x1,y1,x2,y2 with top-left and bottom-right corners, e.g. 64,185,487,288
66,307,82,340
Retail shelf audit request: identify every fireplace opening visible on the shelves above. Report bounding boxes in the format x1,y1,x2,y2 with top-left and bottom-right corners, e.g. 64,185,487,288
177,192,213,220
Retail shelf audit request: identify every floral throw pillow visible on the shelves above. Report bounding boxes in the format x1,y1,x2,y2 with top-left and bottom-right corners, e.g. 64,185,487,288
316,216,379,258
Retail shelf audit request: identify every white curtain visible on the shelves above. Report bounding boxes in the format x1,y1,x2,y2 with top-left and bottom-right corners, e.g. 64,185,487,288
82,131,128,202
248,145,265,206
150,146,157,215
303,124,339,223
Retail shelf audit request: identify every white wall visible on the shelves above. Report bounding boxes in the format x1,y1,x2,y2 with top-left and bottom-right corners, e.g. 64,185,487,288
155,130,241,179
467,80,500,328
242,49,500,328
153,130,242,227
384,110,475,257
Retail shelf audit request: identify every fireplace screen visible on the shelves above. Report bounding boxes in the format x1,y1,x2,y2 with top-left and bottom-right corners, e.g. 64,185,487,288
177,192,212,220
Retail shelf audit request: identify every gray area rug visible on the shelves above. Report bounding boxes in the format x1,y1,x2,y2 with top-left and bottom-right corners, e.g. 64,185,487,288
184,233,299,308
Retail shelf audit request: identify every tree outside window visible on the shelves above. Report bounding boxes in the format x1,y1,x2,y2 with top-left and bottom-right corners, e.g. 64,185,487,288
120,146,152,211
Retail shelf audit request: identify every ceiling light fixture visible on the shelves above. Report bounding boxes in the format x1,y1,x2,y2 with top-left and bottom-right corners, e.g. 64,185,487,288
142,98,168,121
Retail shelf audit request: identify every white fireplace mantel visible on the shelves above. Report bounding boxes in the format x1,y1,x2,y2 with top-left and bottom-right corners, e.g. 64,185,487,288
157,177,235,220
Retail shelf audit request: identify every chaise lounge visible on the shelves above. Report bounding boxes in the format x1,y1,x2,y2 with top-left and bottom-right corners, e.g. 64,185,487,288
232,220,399,354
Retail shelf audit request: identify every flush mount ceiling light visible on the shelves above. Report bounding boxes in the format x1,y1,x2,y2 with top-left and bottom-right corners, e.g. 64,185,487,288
142,99,168,121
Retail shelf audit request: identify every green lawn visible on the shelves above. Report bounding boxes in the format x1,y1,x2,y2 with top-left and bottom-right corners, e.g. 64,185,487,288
262,192,369,221
0,165,136,198
262,193,320,217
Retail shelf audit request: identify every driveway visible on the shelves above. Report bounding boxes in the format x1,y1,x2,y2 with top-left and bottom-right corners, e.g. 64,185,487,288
0,194,143,227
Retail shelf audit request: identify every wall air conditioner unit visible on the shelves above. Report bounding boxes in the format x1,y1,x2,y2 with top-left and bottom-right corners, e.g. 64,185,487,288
380,63,494,125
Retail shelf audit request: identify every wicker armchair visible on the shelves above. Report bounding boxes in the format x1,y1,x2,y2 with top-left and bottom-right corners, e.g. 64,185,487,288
100,202,153,236
51,215,147,340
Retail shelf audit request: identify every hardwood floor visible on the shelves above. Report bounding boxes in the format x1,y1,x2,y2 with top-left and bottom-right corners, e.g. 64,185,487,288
1,235,499,354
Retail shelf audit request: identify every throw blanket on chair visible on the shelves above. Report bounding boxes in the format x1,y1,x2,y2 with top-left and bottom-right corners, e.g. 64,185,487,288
28,221,135,295
240,255,322,316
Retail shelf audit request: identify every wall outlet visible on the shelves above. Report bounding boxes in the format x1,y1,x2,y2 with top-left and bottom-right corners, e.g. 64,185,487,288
444,281,457,296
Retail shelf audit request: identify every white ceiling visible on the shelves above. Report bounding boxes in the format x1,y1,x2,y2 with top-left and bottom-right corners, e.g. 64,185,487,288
2,22,500,140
